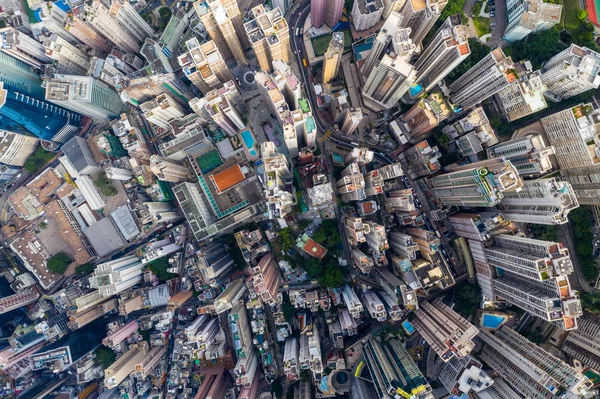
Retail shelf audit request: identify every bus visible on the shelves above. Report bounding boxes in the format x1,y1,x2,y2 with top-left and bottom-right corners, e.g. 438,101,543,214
302,58,307,67
295,27,299,36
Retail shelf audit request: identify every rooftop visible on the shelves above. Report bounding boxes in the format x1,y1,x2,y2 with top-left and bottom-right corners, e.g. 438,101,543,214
209,164,246,194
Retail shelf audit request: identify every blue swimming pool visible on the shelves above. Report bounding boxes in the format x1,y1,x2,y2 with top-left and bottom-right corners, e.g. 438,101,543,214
481,314,505,329
409,84,423,97
402,320,415,334
240,129,258,157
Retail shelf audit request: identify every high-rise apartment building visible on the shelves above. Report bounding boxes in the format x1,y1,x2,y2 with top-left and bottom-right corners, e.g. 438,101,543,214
345,147,374,166
562,311,600,371
102,321,139,347
64,15,112,58
113,0,154,41
311,0,344,28
473,234,582,330
364,221,389,263
397,140,442,179
494,66,548,122
389,230,419,259
190,82,245,136
396,92,451,141
362,52,416,111
193,0,248,65
299,325,323,377
504,0,562,42
342,285,364,319
149,155,193,182
40,32,91,76
0,131,38,167
172,182,214,240
487,134,555,176
283,337,299,381
442,107,498,157
398,0,448,47
0,52,81,142
541,103,600,170
86,0,143,53
45,75,126,121
414,14,470,91
0,287,39,314
140,93,186,129
178,38,234,93
229,301,253,360
560,165,600,205
351,0,384,31
336,163,366,202
104,342,149,389
541,44,600,101
448,212,505,242
322,32,344,83
262,141,294,219
437,356,493,396
424,159,523,207
344,216,370,246
479,326,592,398
500,178,579,225
412,298,478,362
90,255,145,297
449,48,516,110
248,253,282,305
340,108,363,136
105,167,134,181
352,248,374,274
0,27,52,69
245,6,292,72
362,13,411,78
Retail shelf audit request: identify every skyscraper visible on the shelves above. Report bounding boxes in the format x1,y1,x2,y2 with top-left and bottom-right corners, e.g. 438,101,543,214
244,6,292,72
449,48,516,110
414,14,470,91
362,52,416,111
140,93,186,129
541,44,600,101
560,165,600,205
361,12,411,78
0,130,38,167
499,178,579,225
322,32,344,83
149,155,194,182
311,0,344,28
104,342,149,389
486,134,555,176
111,0,154,42
89,255,145,297
340,108,363,135
172,182,214,240
45,75,126,121
351,0,385,31
0,27,52,69
504,0,562,42
494,66,548,122
262,141,294,219
178,38,234,93
86,0,143,53
398,0,448,47
40,32,91,76
562,311,600,372
479,326,592,398
424,159,523,207
397,92,451,141
64,14,112,58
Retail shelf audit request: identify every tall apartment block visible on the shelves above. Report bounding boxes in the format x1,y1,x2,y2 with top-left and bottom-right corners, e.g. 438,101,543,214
389,230,419,259
479,326,592,398
562,311,600,372
363,52,416,111
437,356,493,396
0,287,39,314
89,255,145,297
541,103,600,170
363,290,387,321
398,0,448,46
106,167,134,181
149,155,193,182
412,299,478,362
283,337,299,381
541,44,600,101
396,92,451,142
102,321,139,347
249,253,282,305
64,15,112,58
494,63,549,122
364,221,389,263
486,134,555,176
311,0,344,28
0,51,81,142
140,93,186,129
345,147,374,166
86,0,142,53
45,75,126,121
352,248,374,274
414,14,470,91
560,165,600,205
442,107,498,157
0,27,52,69
342,285,364,320
449,48,515,110
363,337,433,399
504,0,562,41
362,12,410,78
344,216,370,246
40,32,91,76
193,0,248,64
0,131,38,167
340,108,363,136
500,178,579,225
448,212,505,241
178,38,234,93
336,163,366,202
351,0,384,31
229,301,253,361
262,141,295,219
424,159,523,207
397,140,442,179
322,32,344,83
104,343,149,389
373,266,418,311
190,82,245,136
245,6,291,72
299,325,323,377
473,234,582,330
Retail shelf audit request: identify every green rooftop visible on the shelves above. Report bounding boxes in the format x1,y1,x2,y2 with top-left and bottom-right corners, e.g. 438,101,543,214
195,149,223,174
299,98,310,113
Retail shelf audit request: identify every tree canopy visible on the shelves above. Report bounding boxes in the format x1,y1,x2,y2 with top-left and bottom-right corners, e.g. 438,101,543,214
440,0,466,21
506,28,566,70
277,227,296,253
147,258,177,281
93,173,118,197
24,146,53,174
445,39,490,84
312,220,341,251
47,253,71,274
569,207,597,281
75,263,95,276
94,346,116,368
304,254,345,288
452,282,482,318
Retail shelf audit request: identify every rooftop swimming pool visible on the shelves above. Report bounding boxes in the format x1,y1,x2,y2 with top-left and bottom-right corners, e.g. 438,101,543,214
481,313,506,329
240,129,258,157
402,320,415,334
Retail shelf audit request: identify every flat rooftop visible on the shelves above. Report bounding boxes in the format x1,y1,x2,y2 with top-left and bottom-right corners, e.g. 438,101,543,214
209,164,246,194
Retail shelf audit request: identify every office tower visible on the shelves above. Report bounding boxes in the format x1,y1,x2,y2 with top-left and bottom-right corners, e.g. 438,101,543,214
414,15,470,91
248,253,282,305
0,52,81,142
449,48,515,110
312,0,344,28
494,67,548,122
140,93,186,129
62,136,99,176
45,75,126,121
398,0,448,47
500,178,578,225
487,134,555,176
541,103,600,170
105,167,134,181
261,141,294,219
397,140,442,179
389,230,419,259
244,6,291,72
86,0,142,53
480,326,592,398
397,92,451,141
340,108,363,135
89,255,145,297
425,159,522,207
64,15,112,58
412,299,478,362
504,0,562,42
351,0,385,31
362,52,417,111
322,32,344,83
178,38,234,93
104,342,149,389
476,234,582,329
344,216,370,246
40,32,91,76
149,155,193,182
229,301,253,359
0,27,52,69
437,356,493,396
193,0,248,65
352,248,374,273
336,163,366,202
362,13,410,77
102,321,139,347
283,337,299,381
0,287,39,314
541,44,600,101
172,182,214,240
0,131,38,167
562,311,600,371
363,337,433,399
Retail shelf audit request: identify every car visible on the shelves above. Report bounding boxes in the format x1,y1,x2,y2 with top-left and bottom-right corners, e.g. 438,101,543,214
490,12,495,16
491,22,496,26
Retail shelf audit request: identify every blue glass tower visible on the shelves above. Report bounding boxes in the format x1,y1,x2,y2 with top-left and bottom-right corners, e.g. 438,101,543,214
0,51,81,142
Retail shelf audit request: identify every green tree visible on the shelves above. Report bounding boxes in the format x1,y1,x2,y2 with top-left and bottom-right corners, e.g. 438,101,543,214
93,173,118,197
569,207,597,281
94,346,116,368
75,263,95,276
581,292,600,314
300,370,311,382
452,282,482,318
508,28,565,70
571,21,596,48
578,9,588,20
146,258,177,281
281,294,296,323
277,227,296,252
529,224,557,242
440,0,466,21
47,253,71,274
24,146,54,174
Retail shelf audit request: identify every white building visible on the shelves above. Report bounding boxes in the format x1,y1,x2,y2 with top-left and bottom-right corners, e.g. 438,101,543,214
351,0,384,31
504,0,562,42
75,175,106,210
90,255,145,297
